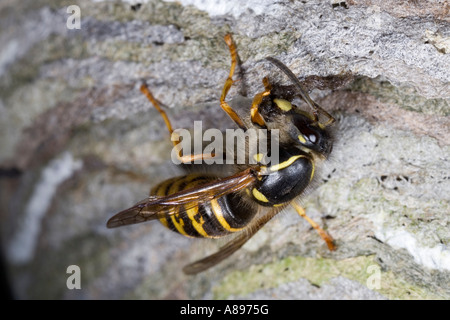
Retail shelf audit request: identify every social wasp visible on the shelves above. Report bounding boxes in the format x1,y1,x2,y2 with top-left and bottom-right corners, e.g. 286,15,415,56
107,34,336,274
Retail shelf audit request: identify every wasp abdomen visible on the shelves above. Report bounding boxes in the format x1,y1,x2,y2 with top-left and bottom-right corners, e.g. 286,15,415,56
151,174,256,238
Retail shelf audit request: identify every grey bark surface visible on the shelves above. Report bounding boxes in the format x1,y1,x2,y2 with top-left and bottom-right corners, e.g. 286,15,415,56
0,0,449,299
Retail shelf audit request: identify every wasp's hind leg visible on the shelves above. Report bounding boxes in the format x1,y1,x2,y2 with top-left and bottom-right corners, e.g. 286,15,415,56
220,34,247,130
291,202,336,251
140,82,215,163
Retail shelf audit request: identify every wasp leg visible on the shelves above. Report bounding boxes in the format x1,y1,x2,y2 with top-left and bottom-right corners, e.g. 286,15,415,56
291,202,336,251
220,34,247,130
250,77,271,127
140,83,215,163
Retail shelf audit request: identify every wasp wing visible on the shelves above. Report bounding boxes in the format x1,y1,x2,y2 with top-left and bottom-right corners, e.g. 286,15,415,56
182,205,284,275
106,168,258,228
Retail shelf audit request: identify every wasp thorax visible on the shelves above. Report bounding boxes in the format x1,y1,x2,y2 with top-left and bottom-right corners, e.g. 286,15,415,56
251,147,314,206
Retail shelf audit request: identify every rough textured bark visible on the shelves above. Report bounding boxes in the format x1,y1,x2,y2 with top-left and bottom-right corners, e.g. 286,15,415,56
0,0,449,299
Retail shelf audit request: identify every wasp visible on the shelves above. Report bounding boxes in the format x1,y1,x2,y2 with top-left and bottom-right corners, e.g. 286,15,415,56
107,34,336,274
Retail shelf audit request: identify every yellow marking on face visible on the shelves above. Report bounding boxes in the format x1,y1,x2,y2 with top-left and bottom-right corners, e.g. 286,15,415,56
252,188,269,203
298,134,307,144
253,153,264,163
273,99,292,111
270,155,303,172
210,199,242,232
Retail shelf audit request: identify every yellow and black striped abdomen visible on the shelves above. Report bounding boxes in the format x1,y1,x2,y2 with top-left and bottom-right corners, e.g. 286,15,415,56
151,174,256,238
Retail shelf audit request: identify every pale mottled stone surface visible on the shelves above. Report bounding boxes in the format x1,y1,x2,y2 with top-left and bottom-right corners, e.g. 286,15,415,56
0,0,449,299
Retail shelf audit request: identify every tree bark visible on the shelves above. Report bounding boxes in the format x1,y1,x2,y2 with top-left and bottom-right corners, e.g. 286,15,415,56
0,0,449,299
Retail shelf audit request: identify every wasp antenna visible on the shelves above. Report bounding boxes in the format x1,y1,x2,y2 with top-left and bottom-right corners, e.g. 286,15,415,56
266,57,335,127
266,57,316,112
